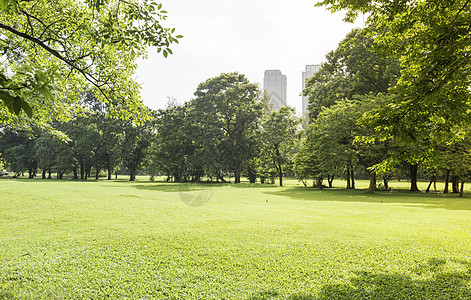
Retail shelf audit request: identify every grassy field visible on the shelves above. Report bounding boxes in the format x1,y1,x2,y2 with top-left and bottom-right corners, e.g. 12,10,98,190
1,177,470,299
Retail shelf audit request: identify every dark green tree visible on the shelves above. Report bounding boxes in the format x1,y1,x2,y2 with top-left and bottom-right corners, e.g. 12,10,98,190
317,0,471,177
260,106,300,186
120,119,152,181
0,128,37,177
303,26,400,119
191,72,262,183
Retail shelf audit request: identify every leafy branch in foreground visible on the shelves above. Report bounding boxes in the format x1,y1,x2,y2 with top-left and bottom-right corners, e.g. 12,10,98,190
0,0,182,122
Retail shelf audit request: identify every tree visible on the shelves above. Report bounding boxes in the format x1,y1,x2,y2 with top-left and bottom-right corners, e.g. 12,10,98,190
317,0,471,165
303,26,400,119
0,0,181,123
295,94,394,190
191,72,262,183
120,119,152,181
260,106,300,186
149,103,199,182
34,135,57,178
0,128,37,177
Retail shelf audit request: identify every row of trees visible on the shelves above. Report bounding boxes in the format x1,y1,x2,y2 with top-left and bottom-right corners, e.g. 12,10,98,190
150,73,299,185
294,0,471,196
2,21,469,194
1,0,469,195
0,93,152,181
0,75,300,185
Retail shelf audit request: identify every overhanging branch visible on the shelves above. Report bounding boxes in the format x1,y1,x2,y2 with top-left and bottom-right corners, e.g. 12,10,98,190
0,22,111,101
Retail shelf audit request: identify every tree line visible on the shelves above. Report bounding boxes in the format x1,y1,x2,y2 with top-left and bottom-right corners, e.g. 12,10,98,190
0,73,300,185
296,0,471,196
1,0,470,195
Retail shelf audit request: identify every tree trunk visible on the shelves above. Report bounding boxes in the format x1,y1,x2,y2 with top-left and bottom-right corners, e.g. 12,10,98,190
80,162,85,180
130,170,136,181
384,178,389,190
459,179,465,197
327,175,334,188
426,175,436,193
316,177,323,188
107,167,112,180
346,164,351,189
367,172,376,194
409,164,419,192
95,167,99,180
219,175,227,183
351,168,355,189
278,165,283,187
452,175,459,193
234,169,241,184
48,169,52,179
42,170,46,179
444,169,450,193
73,167,78,180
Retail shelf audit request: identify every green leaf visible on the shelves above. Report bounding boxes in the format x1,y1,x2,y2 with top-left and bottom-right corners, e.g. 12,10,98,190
163,49,168,58
20,99,33,118
0,0,9,10
12,96,22,115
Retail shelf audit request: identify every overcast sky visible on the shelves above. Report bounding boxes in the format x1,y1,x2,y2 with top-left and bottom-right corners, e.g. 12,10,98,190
135,0,363,115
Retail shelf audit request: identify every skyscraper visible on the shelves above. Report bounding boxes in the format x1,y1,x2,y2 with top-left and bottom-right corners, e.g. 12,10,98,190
302,64,321,117
263,70,287,110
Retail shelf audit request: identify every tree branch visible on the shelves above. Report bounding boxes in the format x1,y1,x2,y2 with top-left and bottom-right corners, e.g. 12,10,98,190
0,22,111,101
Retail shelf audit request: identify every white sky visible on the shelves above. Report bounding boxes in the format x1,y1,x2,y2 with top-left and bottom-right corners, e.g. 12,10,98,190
135,0,363,115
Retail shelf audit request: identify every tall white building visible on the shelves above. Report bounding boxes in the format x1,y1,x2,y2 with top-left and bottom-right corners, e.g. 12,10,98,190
302,64,321,117
263,70,287,110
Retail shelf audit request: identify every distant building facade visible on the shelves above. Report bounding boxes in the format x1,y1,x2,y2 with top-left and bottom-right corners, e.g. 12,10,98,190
263,70,287,110
302,64,321,117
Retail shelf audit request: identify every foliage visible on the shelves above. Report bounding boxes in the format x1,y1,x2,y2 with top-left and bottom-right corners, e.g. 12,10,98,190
190,72,262,183
295,94,394,188
149,103,199,182
0,128,37,176
317,0,471,152
0,0,181,123
260,106,300,186
120,118,153,181
303,26,400,119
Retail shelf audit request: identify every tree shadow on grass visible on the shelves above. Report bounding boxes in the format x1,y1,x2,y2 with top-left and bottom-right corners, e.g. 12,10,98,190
248,258,471,300
263,186,471,211
130,183,207,193
130,181,278,192
316,258,471,300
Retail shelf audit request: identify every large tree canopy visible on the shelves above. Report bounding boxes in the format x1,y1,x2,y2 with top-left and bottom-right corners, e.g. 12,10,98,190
0,0,181,124
303,26,399,119
317,0,471,144
190,72,262,183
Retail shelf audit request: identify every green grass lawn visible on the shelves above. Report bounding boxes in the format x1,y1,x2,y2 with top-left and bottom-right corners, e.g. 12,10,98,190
1,177,470,299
